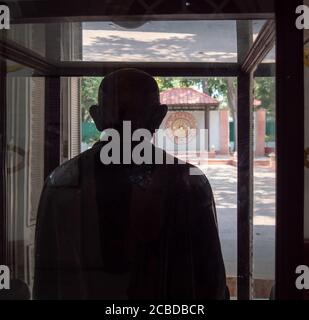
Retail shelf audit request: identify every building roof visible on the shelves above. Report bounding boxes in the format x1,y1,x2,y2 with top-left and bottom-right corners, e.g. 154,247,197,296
160,87,262,108
160,88,220,106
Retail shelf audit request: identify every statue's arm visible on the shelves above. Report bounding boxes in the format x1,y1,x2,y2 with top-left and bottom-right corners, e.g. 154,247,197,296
187,174,227,299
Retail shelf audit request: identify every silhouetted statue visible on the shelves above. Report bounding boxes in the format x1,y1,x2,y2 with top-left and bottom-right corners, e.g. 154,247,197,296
33,69,227,299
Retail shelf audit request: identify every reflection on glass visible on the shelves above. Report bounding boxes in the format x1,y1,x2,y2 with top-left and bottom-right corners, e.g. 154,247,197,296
6,75,45,296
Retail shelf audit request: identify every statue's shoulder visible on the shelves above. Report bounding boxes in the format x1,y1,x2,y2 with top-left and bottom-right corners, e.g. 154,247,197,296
45,146,99,187
46,158,79,187
172,161,213,199
159,152,211,192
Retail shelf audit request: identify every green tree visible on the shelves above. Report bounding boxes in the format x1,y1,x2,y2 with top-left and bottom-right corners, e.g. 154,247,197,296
81,77,103,122
155,77,202,92
81,77,102,144
254,77,276,117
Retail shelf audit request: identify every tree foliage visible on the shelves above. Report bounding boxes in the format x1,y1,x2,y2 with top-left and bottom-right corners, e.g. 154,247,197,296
254,77,276,117
155,77,202,92
81,77,103,122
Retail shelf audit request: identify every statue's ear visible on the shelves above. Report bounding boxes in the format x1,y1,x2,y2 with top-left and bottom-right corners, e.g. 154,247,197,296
89,105,104,132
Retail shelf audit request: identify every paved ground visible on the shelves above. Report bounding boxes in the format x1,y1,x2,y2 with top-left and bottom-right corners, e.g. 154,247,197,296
198,164,276,280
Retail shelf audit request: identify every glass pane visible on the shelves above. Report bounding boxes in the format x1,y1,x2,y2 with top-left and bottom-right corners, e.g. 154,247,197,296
252,20,266,42
6,20,240,63
2,16,274,300
253,68,276,298
5,20,276,64
262,46,275,63
82,20,237,62
7,60,34,77
6,23,47,57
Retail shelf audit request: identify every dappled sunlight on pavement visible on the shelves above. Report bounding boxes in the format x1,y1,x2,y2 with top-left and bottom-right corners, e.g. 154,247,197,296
195,164,275,281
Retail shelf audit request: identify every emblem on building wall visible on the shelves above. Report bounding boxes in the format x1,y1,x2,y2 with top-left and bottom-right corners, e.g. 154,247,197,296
165,112,197,145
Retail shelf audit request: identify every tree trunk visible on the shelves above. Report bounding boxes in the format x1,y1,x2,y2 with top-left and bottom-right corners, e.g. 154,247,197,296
202,78,209,94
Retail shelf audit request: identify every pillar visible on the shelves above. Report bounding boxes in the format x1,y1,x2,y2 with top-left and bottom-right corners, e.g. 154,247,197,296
255,108,266,157
218,109,230,155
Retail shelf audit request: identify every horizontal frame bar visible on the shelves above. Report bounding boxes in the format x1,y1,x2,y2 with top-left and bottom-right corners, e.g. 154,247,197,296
11,13,276,24
53,61,240,77
9,0,275,24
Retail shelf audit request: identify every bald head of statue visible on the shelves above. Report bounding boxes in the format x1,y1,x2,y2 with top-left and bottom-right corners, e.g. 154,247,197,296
89,69,168,134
